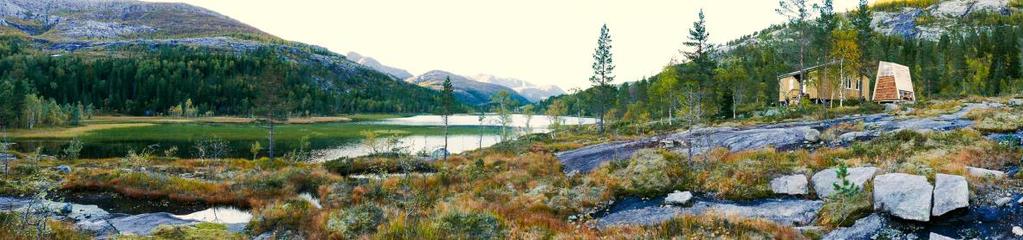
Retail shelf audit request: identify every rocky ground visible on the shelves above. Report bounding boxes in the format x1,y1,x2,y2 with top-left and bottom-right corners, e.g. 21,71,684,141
560,102,1023,239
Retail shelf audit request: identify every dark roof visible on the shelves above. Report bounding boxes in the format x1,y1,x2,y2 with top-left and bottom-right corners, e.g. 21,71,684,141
776,61,841,79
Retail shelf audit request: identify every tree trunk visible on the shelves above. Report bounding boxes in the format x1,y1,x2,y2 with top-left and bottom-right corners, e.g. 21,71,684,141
268,119,275,160
443,115,449,160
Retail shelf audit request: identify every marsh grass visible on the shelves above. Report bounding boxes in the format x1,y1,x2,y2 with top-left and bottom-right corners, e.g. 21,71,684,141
651,213,806,239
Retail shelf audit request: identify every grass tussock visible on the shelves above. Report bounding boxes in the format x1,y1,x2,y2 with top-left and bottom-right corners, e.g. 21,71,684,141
966,107,1023,133
116,222,245,240
649,213,807,239
817,188,873,229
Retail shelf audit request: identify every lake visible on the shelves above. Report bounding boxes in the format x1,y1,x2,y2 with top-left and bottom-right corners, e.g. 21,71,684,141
12,114,595,161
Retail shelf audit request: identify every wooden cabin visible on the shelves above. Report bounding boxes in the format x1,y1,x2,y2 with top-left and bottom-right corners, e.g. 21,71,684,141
872,61,915,103
778,62,871,105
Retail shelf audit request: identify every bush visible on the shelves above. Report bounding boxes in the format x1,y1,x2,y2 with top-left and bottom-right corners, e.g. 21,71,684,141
322,156,434,175
818,190,872,228
247,198,315,234
437,211,507,240
129,222,244,240
324,203,385,239
614,149,684,196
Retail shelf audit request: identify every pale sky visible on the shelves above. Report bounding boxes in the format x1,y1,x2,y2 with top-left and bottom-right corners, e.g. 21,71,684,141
147,0,868,90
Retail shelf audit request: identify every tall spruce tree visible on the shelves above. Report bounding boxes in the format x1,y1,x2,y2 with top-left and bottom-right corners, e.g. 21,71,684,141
439,77,455,160
589,24,615,133
777,0,811,103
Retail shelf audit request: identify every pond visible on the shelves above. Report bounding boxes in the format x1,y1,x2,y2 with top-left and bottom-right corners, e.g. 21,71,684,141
12,114,595,161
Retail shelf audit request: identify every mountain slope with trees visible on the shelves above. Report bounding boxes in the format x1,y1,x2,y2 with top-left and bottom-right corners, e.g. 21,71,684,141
543,0,1021,126
0,0,450,129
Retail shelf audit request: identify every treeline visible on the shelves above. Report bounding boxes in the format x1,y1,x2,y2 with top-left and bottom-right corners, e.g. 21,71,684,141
0,35,446,128
543,0,1022,125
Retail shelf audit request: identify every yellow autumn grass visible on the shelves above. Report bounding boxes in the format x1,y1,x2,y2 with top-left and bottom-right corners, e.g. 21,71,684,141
87,115,352,124
10,123,154,138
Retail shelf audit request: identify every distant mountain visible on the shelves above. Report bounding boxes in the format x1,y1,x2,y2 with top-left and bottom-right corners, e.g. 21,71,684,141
407,70,530,105
0,0,446,114
471,74,565,102
346,52,413,80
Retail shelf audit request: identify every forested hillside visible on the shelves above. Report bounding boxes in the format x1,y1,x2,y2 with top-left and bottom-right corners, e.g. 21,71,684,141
544,0,1022,124
0,0,450,129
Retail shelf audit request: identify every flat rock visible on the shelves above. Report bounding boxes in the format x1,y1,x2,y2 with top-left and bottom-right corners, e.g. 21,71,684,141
929,232,955,240
932,174,969,216
966,166,1006,179
812,167,878,198
1014,226,1023,236
80,212,198,236
873,173,933,222
822,213,886,240
692,199,823,226
593,206,681,229
594,199,823,229
664,191,693,206
771,174,809,195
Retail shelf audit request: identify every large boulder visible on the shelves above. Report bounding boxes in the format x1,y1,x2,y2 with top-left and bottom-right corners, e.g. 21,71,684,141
771,174,809,195
873,173,933,222
812,167,878,198
932,174,969,216
822,213,887,240
664,191,693,206
929,232,955,240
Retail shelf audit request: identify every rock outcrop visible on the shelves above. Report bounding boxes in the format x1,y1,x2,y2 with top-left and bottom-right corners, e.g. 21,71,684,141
771,174,809,195
873,173,933,221
932,174,969,216
812,167,878,198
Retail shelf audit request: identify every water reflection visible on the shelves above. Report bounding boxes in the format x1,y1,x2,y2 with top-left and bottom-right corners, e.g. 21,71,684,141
175,206,252,224
312,134,502,162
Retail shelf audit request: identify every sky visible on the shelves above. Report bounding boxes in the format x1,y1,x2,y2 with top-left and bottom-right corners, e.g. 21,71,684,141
146,0,869,90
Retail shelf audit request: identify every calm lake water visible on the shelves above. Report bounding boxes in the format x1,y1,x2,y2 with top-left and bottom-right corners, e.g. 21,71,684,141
13,114,595,161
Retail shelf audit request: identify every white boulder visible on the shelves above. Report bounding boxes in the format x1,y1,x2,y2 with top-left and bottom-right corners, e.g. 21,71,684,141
664,191,693,206
932,174,969,216
966,166,1006,179
873,173,933,222
812,167,878,198
771,174,809,195
1014,226,1023,237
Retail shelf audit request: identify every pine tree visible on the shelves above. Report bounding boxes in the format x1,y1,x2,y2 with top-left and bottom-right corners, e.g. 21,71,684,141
589,24,615,133
439,77,455,160
777,0,811,102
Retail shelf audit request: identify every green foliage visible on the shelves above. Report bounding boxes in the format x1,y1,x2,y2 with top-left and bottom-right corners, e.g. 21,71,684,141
437,211,508,240
831,162,859,197
869,0,940,12
61,138,83,161
818,189,872,228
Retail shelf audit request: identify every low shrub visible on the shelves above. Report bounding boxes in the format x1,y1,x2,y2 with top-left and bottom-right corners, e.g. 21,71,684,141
437,211,508,240
120,222,244,240
818,189,872,228
248,198,316,235
323,203,385,239
322,156,433,175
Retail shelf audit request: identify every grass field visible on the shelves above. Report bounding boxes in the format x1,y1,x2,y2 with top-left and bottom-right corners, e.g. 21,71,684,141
78,122,496,142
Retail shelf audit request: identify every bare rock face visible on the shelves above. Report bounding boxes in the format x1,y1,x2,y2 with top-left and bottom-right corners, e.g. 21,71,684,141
812,167,878,198
873,173,933,222
771,174,809,195
932,174,969,216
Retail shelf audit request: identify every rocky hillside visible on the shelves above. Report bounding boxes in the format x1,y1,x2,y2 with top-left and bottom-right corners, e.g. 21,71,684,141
472,74,565,102
407,70,530,105
871,0,1015,40
346,52,413,80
